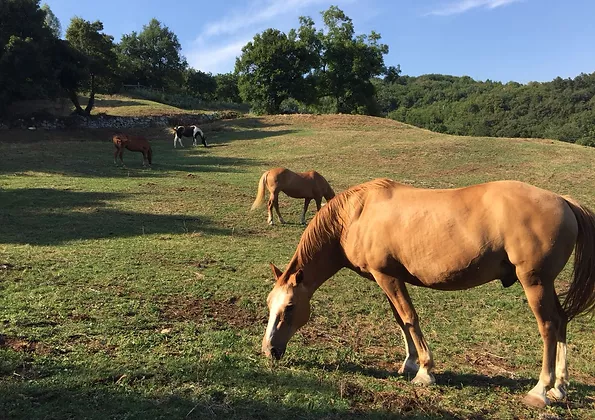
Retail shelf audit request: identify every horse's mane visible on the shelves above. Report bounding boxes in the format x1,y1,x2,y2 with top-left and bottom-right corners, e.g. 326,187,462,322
292,178,396,268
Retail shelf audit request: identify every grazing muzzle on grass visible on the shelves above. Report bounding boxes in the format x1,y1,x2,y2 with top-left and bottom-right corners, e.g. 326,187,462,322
262,264,311,360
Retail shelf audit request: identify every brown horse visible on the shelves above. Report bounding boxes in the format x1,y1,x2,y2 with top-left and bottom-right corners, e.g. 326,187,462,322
251,167,336,225
112,133,152,167
262,178,595,408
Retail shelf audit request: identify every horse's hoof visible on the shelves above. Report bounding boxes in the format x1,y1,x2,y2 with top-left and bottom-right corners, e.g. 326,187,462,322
268,220,274,226
523,393,549,408
398,360,419,375
411,371,435,385
547,386,566,401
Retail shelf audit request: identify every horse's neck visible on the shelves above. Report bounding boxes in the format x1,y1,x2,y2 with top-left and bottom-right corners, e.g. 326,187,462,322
291,242,344,296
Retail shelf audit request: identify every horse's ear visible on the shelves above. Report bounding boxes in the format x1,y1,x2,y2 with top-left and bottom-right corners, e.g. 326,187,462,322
294,269,304,285
270,263,283,281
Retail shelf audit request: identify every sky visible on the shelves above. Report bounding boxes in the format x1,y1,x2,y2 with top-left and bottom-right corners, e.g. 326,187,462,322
44,0,595,83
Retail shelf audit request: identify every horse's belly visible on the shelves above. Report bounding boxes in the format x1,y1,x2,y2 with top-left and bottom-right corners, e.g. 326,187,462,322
405,254,507,291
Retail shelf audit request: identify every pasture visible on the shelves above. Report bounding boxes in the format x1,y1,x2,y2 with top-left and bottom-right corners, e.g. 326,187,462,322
1,114,594,419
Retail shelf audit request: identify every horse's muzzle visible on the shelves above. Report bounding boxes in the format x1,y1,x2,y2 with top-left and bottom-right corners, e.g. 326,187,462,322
263,344,285,360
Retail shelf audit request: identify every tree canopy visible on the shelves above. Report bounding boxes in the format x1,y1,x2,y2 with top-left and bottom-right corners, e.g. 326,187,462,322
118,19,187,89
235,6,389,114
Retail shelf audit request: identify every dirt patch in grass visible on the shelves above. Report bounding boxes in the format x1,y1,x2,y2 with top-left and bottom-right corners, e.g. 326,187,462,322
463,345,519,378
0,334,53,355
159,295,263,329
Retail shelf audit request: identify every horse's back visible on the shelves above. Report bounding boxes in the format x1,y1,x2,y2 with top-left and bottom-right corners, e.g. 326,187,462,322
342,179,577,289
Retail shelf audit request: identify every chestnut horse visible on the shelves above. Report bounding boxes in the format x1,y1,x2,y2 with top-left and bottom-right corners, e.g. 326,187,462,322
173,125,207,148
251,167,335,225
112,133,152,167
262,178,595,408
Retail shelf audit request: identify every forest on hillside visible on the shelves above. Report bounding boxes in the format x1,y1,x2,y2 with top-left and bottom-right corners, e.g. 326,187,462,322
374,73,595,146
2,0,594,146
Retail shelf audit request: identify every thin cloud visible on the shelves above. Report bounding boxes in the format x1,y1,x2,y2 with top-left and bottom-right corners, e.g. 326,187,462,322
199,0,331,41
185,0,357,73
428,0,522,16
186,38,251,74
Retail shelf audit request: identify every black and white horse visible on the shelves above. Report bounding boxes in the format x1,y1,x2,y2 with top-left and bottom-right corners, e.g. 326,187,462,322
173,125,208,148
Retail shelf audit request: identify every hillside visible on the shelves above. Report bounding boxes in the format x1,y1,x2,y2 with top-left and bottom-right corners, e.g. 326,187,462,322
1,114,594,419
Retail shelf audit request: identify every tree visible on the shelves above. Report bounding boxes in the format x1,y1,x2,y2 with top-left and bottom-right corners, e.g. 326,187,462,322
0,0,62,111
214,73,241,103
117,19,187,89
235,28,317,114
65,17,117,115
184,69,216,100
41,3,61,38
317,6,389,114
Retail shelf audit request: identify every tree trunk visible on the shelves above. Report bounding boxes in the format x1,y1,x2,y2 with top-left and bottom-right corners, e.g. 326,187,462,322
68,89,86,116
84,73,95,115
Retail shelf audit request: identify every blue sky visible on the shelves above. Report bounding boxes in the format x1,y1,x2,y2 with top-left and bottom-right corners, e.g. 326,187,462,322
44,0,595,83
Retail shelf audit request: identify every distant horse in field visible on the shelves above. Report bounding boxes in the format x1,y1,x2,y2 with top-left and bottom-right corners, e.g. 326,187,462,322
112,133,152,167
173,125,207,148
251,167,335,225
262,178,595,409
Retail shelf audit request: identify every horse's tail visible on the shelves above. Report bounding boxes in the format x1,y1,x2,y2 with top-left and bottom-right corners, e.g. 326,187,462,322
147,146,153,165
251,171,268,210
562,196,595,320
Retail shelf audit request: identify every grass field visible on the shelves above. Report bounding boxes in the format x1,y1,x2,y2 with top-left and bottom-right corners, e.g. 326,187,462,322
1,112,594,419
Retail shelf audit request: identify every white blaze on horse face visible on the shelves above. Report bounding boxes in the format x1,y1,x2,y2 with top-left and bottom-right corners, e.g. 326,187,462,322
264,286,291,344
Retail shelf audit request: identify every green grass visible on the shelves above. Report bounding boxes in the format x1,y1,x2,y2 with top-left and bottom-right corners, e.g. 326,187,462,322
1,114,594,419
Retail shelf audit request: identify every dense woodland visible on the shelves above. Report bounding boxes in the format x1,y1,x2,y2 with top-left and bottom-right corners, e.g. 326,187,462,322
2,0,594,146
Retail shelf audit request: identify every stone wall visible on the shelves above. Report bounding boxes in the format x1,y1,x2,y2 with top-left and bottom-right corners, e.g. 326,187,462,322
0,111,240,131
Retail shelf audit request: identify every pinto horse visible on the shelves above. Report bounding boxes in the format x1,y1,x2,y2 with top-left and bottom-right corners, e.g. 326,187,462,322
251,167,335,225
173,125,207,148
262,178,595,408
112,133,152,167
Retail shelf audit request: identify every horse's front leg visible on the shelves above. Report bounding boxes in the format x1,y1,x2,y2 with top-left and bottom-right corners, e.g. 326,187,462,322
301,198,312,225
372,270,435,385
113,147,120,165
384,295,419,376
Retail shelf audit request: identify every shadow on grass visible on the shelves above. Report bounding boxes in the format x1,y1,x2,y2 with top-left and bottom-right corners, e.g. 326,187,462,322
0,122,286,177
0,356,462,420
0,188,229,245
92,98,147,108
290,358,595,399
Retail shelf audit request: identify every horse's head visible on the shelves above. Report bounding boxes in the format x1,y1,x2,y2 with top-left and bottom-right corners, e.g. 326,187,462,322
262,263,311,360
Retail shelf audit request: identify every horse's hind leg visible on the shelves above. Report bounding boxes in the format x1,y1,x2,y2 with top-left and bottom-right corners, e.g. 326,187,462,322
301,199,312,225
547,293,568,402
372,270,435,385
118,149,125,167
520,277,561,408
266,192,275,225
271,192,285,224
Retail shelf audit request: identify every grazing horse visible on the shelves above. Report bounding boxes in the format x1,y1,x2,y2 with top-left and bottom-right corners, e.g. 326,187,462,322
173,125,207,148
262,178,595,408
112,133,152,167
251,167,335,225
